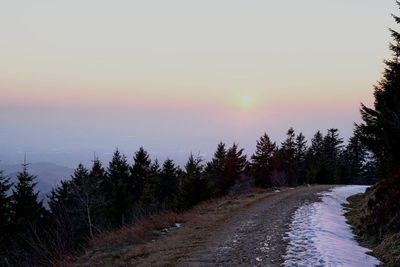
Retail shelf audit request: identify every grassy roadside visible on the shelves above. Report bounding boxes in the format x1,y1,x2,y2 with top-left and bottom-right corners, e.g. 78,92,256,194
62,187,292,266
344,177,400,267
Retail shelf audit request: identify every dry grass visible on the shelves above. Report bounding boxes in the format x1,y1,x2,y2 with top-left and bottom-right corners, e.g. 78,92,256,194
91,212,182,248
345,176,400,267
64,187,285,267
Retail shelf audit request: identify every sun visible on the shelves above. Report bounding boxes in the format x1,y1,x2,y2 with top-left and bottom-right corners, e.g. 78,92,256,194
241,95,252,106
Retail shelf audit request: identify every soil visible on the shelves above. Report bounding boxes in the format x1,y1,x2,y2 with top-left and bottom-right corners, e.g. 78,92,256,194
73,185,332,267
176,185,331,267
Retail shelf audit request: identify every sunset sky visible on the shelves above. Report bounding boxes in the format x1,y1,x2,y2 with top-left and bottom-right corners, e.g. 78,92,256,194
0,0,397,167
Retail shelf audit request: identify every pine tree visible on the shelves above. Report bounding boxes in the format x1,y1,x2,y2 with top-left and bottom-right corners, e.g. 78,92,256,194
357,2,400,177
69,163,106,238
130,147,151,203
280,128,298,185
175,155,212,210
11,163,45,231
251,133,277,187
159,159,179,208
306,129,344,184
0,170,13,250
106,149,131,226
322,128,343,184
295,133,308,184
306,130,325,184
140,160,162,207
222,143,247,193
48,180,72,213
89,157,106,191
206,142,227,195
341,131,371,184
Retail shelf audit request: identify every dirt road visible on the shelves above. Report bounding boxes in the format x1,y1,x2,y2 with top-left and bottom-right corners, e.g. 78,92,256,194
74,185,332,266
177,185,332,267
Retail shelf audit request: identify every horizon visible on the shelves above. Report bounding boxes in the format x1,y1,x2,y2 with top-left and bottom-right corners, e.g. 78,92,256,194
1,1,397,168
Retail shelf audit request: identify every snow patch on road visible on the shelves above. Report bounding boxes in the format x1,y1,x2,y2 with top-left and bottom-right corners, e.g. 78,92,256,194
282,185,381,267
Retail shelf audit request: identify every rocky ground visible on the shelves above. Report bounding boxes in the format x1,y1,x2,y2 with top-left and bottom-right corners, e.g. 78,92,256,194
177,185,331,267
73,185,332,267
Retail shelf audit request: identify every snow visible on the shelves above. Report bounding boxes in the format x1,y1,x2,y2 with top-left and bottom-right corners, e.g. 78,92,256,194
282,185,381,267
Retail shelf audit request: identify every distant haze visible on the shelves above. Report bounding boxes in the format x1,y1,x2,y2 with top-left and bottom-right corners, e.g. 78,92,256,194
0,1,397,167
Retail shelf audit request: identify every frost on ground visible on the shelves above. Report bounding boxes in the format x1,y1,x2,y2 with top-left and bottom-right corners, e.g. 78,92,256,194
282,185,381,267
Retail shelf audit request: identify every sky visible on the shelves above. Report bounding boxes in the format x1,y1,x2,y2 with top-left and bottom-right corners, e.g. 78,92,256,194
0,0,397,167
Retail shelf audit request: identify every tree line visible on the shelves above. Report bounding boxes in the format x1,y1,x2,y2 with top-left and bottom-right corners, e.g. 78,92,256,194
0,127,376,266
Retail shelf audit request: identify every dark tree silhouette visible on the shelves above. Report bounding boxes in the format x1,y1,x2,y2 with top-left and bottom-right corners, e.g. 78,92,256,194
222,143,247,193
159,159,179,208
357,2,400,177
11,163,46,232
295,132,308,184
106,149,131,226
175,154,212,210
206,142,227,195
251,134,277,187
130,147,152,204
0,170,13,258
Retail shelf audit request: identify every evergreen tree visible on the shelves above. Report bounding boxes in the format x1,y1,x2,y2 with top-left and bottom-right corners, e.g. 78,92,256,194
222,143,247,193
251,133,277,187
357,2,400,177
10,162,47,257
11,163,46,232
175,155,212,210
0,170,13,252
306,130,326,184
88,158,107,228
322,128,343,184
306,129,344,184
140,159,162,207
280,128,298,185
341,131,371,184
159,159,179,208
89,157,107,191
295,132,308,184
106,149,131,226
69,163,106,238
206,142,227,195
130,147,151,203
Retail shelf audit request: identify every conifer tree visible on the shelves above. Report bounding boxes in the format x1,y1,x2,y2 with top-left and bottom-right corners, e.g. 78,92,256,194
48,180,71,213
251,134,277,187
106,149,131,226
89,157,106,191
11,163,45,231
281,128,296,158
306,130,325,184
70,163,105,238
206,142,227,194
222,143,247,193
0,170,13,250
175,155,212,210
159,159,179,208
322,128,343,184
140,160,162,207
280,128,298,185
341,131,371,184
130,147,151,203
357,2,400,177
295,133,308,184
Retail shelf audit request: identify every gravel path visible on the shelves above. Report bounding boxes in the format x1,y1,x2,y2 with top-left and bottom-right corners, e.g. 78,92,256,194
177,185,332,267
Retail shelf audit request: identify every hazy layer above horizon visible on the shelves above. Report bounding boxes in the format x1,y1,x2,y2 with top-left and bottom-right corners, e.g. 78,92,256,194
0,0,396,167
